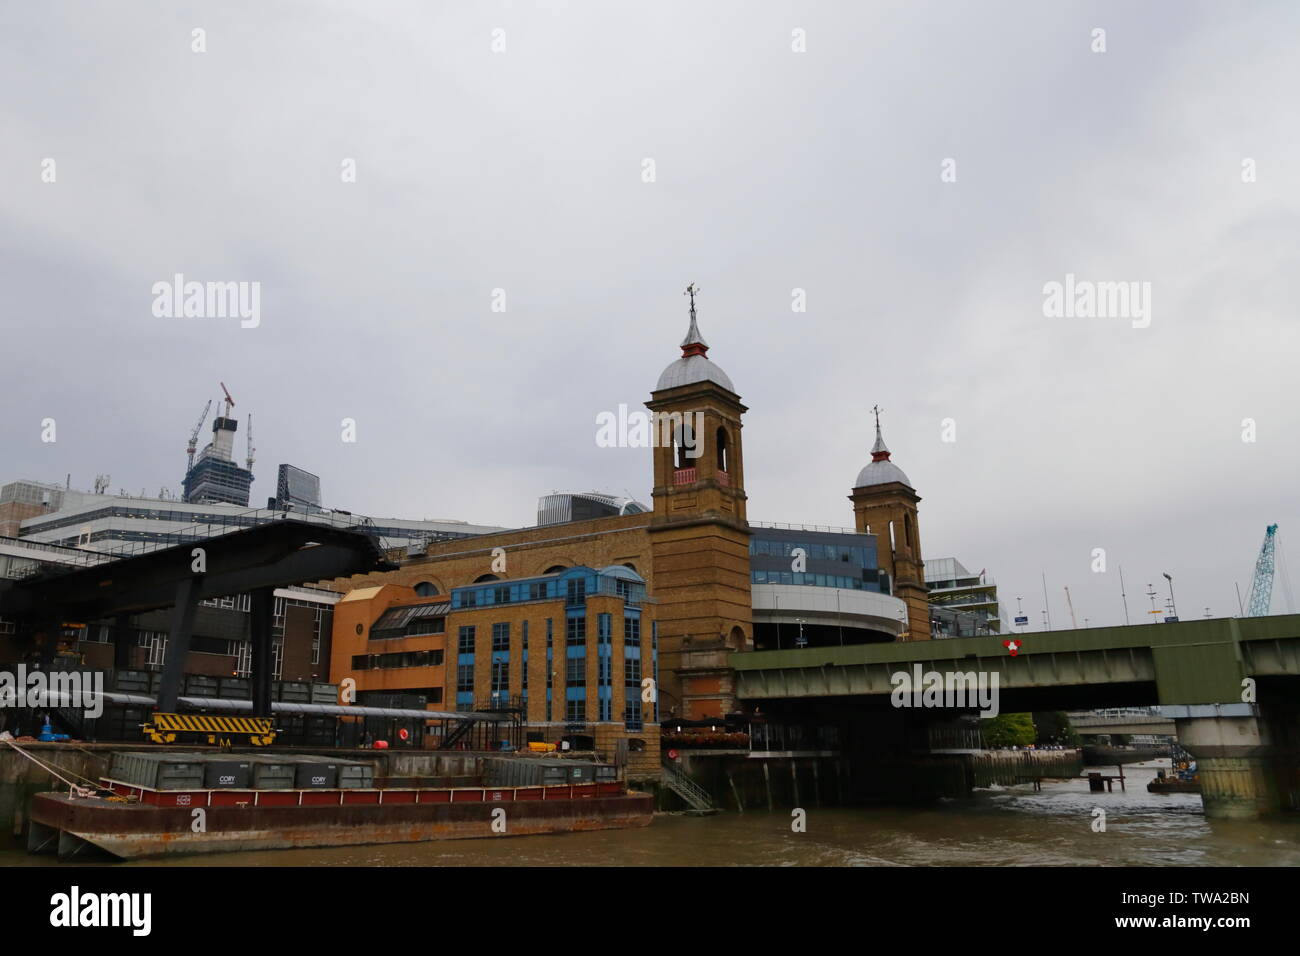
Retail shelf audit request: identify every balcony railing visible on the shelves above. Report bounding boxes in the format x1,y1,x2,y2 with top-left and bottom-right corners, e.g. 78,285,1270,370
672,468,697,485
716,470,730,487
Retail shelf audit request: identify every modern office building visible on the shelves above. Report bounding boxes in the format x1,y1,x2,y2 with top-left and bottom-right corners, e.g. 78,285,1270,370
925,557,1002,636
748,524,907,650
536,492,649,527
11,486,509,557
273,464,323,513
0,480,65,536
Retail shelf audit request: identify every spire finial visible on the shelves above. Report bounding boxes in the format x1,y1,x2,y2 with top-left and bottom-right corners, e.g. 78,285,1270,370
870,405,891,461
680,282,709,356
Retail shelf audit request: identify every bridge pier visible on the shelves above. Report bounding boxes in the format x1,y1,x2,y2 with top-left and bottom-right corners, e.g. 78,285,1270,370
1170,704,1298,820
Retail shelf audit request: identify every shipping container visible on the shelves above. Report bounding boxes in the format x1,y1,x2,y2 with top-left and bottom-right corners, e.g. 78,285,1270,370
107,752,206,790
217,677,251,700
183,675,219,696
203,760,252,788
275,681,311,703
310,683,339,704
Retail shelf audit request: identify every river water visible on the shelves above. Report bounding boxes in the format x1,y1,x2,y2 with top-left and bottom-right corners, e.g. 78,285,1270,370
5,761,1298,867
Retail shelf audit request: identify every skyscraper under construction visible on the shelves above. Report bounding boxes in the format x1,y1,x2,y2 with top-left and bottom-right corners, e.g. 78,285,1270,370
183,410,253,506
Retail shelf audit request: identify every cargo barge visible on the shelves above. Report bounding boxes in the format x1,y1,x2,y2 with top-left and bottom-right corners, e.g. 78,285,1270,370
26,752,653,860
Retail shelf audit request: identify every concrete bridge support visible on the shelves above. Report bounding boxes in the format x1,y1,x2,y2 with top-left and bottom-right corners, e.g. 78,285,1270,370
1170,703,1300,820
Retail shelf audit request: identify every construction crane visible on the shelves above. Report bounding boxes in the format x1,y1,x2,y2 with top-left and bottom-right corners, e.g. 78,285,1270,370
186,400,213,475
219,381,235,417
245,412,255,473
1063,586,1079,629
1246,523,1279,616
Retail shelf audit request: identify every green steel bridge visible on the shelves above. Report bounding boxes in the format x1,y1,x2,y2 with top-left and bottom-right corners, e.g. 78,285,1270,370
731,615,1300,819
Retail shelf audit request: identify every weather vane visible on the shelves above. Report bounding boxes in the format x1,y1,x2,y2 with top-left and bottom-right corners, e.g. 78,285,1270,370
684,282,699,314
872,404,884,428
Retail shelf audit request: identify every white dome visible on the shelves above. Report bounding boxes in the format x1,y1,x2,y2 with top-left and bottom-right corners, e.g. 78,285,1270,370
854,459,911,489
656,354,735,392
854,420,912,489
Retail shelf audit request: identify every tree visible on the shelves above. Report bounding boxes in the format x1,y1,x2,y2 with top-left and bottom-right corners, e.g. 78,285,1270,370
1032,711,1081,747
982,713,1036,749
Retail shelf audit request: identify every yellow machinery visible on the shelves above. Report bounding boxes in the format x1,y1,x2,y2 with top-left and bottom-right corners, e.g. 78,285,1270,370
143,712,276,747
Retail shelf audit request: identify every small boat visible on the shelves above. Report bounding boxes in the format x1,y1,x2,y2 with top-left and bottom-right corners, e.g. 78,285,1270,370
1147,747,1200,794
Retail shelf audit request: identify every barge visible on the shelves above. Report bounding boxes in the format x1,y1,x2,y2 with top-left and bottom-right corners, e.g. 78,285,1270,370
26,751,653,860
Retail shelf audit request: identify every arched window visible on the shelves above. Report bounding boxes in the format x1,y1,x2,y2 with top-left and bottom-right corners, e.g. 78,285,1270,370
674,421,696,470
904,514,913,549
413,581,439,597
622,562,638,574
716,427,729,473
473,573,500,583
544,565,567,574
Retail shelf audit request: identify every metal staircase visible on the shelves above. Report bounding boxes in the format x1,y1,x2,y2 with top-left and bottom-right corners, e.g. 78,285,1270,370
661,760,716,812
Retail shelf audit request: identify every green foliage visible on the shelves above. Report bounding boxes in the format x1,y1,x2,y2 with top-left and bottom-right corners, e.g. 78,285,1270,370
1031,710,1081,747
982,713,1037,749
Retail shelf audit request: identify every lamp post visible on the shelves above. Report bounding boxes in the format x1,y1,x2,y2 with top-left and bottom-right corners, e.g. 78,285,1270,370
1162,572,1178,620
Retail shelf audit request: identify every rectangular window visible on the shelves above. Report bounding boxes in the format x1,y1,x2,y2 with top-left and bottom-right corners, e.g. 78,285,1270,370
565,698,586,722
491,659,509,697
566,655,586,685
458,625,476,653
566,613,586,646
624,615,640,646
492,622,509,650
565,577,586,606
624,656,642,683
457,664,474,693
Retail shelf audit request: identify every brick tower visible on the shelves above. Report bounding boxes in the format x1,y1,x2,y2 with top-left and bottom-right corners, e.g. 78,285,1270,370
646,285,752,718
849,407,930,639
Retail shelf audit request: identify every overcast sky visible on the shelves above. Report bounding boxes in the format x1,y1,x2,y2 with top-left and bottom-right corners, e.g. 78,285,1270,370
3,1,1298,631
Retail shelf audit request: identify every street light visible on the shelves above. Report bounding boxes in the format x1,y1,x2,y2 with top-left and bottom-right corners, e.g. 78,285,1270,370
1162,572,1178,620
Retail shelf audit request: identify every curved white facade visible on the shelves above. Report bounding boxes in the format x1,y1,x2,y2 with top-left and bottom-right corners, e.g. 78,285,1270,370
751,583,907,639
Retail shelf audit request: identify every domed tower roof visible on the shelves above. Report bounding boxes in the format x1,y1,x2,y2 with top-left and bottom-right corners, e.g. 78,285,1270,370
854,408,912,489
655,283,736,393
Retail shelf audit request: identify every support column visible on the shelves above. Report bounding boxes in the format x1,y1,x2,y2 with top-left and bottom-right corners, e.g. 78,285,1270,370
1172,705,1283,820
156,578,199,713
250,587,275,718
111,613,132,669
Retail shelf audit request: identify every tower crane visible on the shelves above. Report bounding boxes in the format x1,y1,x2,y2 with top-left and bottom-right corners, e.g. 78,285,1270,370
245,413,255,473
186,399,213,475
220,381,235,417
1246,523,1279,616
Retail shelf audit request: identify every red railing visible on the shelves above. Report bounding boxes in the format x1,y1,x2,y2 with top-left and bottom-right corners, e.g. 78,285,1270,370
673,468,696,485
717,470,730,487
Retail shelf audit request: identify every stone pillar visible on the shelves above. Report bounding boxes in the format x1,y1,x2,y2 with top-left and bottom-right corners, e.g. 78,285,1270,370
1170,704,1286,820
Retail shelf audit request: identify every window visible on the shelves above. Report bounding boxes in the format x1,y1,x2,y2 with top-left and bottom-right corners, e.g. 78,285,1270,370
717,426,729,472
491,659,509,697
624,656,642,683
566,613,586,646
457,664,474,693
492,622,510,650
565,575,587,605
624,615,640,646
414,581,439,597
566,655,586,685
565,698,586,722
458,626,476,653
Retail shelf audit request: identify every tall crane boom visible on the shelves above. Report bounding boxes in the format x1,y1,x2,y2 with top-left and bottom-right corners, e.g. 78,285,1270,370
245,412,255,472
186,399,213,474
1246,523,1279,616
219,381,235,417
